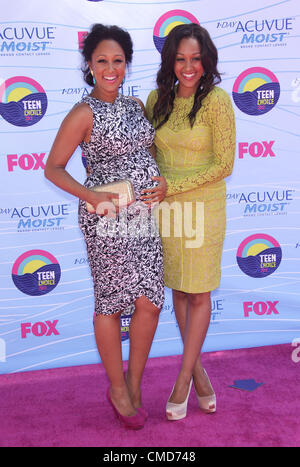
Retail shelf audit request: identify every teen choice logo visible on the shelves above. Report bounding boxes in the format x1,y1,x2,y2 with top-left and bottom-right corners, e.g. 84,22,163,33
0,76,48,126
232,67,280,115
12,250,61,296
153,10,199,53
237,233,282,278
120,311,133,342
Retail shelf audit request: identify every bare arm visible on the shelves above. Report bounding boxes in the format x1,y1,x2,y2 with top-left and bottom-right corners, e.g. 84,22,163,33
45,103,118,212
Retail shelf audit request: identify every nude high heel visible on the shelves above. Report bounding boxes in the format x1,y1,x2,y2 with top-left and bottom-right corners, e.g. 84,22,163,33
166,380,192,421
194,369,216,414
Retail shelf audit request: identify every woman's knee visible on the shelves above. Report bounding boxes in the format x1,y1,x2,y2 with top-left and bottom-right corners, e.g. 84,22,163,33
94,310,122,326
134,295,161,316
188,292,211,308
173,289,188,302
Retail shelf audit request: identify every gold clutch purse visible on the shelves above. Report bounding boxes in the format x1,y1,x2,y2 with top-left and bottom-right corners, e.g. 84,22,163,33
86,179,136,213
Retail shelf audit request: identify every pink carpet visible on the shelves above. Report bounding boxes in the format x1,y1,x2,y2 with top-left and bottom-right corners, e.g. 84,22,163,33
0,343,299,447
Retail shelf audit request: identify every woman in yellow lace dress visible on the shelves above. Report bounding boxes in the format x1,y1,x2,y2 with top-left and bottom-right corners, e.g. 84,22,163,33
145,24,236,420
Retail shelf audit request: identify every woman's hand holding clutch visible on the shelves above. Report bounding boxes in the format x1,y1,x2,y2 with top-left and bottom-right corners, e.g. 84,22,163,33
86,180,136,218
86,190,120,218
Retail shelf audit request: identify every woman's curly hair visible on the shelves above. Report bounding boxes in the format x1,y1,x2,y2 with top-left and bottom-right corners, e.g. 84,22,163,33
153,23,221,128
81,23,133,86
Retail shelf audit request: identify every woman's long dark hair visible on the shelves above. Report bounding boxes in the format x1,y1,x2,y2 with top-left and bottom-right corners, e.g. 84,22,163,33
153,23,221,128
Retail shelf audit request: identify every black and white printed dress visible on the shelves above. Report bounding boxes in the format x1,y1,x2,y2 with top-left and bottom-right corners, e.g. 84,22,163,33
78,95,164,316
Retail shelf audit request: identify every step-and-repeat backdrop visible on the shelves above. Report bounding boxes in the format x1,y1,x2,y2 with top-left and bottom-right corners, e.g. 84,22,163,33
1,0,299,373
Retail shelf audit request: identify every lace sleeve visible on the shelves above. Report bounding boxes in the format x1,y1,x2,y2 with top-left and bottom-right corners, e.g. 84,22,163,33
166,88,236,197
145,90,158,124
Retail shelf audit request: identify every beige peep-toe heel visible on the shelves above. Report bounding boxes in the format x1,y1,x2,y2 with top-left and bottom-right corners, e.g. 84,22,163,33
166,380,192,421
194,369,216,414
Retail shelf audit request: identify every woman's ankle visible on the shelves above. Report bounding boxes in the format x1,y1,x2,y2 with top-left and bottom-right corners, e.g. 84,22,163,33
125,371,142,408
192,367,214,397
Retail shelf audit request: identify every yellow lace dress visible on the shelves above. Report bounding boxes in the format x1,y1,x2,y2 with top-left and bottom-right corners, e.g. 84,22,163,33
146,86,236,293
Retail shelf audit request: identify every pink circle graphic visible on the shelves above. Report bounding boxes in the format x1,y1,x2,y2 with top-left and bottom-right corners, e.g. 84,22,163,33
0,76,45,103
12,249,59,276
236,233,280,258
153,10,199,53
232,67,279,94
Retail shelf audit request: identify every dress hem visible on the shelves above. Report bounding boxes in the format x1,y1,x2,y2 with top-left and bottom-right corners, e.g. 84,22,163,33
164,282,220,294
94,290,164,316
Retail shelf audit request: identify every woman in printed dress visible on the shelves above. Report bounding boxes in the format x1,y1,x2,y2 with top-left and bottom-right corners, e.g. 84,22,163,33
45,24,167,429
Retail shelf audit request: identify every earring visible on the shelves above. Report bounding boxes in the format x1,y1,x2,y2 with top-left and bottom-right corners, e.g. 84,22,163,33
118,77,125,89
90,70,96,85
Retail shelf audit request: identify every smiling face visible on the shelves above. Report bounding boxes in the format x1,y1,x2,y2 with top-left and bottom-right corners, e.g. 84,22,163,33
89,39,126,102
174,36,204,98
